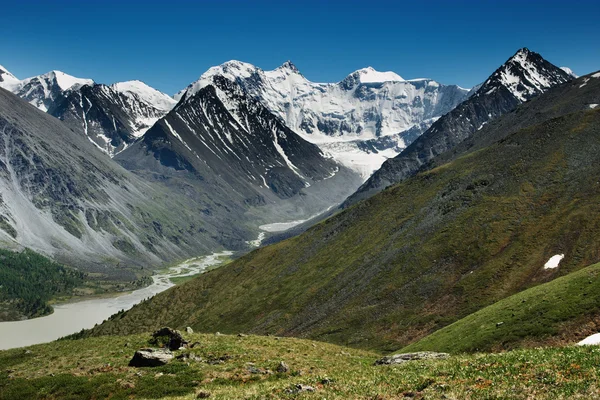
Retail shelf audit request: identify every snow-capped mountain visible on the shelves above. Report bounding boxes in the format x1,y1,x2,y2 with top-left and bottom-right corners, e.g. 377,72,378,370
0,66,176,156
0,65,19,88
111,80,177,114
0,85,259,269
346,48,573,205
0,69,93,112
177,60,469,177
560,67,578,78
117,73,362,224
50,81,176,155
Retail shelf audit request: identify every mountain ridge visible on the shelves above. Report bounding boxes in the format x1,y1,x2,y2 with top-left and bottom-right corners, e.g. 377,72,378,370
345,48,573,205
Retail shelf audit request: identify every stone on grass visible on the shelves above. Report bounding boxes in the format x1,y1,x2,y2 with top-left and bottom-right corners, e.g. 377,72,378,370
129,348,174,367
276,361,290,373
152,327,188,350
374,351,449,365
286,384,316,394
186,326,194,334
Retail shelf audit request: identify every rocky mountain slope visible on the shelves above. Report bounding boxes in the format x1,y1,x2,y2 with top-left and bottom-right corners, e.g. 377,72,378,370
346,48,573,205
177,60,469,177
0,86,255,279
0,66,175,156
116,73,362,225
85,72,600,351
49,81,176,155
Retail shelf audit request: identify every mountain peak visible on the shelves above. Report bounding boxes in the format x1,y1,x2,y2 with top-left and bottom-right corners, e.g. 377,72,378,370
0,64,19,88
40,70,94,91
560,66,578,78
478,47,571,102
342,67,404,86
111,80,176,112
277,60,300,73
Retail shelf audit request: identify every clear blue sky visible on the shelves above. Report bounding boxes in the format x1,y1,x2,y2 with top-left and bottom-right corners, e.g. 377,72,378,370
1,0,598,95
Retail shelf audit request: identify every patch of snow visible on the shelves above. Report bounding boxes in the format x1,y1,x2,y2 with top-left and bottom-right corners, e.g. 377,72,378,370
544,254,564,269
592,72,600,79
259,205,335,232
578,333,600,346
247,231,265,247
589,104,599,109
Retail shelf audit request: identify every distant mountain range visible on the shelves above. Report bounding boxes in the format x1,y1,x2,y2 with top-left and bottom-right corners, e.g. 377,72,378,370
1,61,469,177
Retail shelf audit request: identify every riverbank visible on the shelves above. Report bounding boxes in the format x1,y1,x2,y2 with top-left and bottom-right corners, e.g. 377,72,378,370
0,251,233,350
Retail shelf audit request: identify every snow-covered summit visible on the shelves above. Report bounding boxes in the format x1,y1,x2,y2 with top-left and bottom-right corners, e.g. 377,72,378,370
175,60,261,101
42,70,93,91
111,80,176,112
0,64,20,91
276,60,300,74
560,66,578,78
354,67,404,83
1,69,94,111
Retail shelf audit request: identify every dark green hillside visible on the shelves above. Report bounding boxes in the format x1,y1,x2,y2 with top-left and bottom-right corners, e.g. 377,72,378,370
0,249,84,320
403,261,600,354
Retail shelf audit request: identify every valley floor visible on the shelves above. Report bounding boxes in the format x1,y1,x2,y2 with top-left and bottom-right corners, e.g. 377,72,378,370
1,332,599,399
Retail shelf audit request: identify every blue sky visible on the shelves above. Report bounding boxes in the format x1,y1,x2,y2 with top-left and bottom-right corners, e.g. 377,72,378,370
1,0,598,95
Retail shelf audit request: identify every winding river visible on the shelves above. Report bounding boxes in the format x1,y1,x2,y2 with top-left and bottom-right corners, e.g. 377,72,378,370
0,251,233,350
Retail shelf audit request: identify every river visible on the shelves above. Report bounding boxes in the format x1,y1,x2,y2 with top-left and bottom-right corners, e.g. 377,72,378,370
0,251,233,350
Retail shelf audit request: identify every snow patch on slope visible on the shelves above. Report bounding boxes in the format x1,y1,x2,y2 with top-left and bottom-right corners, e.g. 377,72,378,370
544,254,564,269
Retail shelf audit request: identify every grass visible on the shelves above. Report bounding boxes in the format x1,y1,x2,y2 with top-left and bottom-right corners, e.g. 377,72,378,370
402,261,600,353
2,333,600,399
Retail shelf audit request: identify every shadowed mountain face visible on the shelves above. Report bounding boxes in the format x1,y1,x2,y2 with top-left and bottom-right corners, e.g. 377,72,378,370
345,48,573,206
85,72,600,352
0,87,255,279
116,74,362,225
0,68,176,157
49,82,176,156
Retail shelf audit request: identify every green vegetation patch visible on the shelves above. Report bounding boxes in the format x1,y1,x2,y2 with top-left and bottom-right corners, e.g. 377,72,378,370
0,248,84,320
2,333,600,399
403,261,600,353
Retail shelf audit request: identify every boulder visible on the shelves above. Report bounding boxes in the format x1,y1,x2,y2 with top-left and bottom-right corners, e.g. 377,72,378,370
276,361,290,373
374,351,449,365
152,327,188,350
186,326,194,334
129,348,173,367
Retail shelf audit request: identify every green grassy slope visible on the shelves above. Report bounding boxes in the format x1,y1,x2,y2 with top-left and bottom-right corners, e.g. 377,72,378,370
2,333,600,399
402,261,600,354
82,103,600,352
